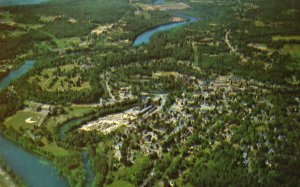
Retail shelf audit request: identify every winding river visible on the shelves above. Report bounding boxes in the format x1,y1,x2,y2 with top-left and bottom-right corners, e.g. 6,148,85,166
133,13,199,46
133,14,199,46
0,60,35,90
0,0,47,6
0,1,200,187
0,135,68,187
153,0,165,5
0,60,68,186
82,152,96,187
58,118,96,187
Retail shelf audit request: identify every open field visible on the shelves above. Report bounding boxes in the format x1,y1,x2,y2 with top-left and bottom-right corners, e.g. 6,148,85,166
91,24,113,35
40,139,69,156
281,44,300,58
29,64,91,91
155,3,190,10
272,35,300,41
248,43,271,51
44,105,95,130
254,20,265,27
4,111,43,132
108,180,134,187
39,15,60,23
135,2,190,11
56,37,82,49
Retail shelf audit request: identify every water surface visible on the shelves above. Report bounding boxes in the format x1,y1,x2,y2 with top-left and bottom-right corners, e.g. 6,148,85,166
58,118,82,141
82,152,95,187
0,60,67,187
0,135,68,187
0,60,35,90
153,0,165,5
0,0,47,6
59,118,95,186
133,15,199,46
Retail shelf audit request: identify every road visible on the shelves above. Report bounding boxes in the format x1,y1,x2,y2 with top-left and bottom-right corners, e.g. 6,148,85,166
225,30,248,63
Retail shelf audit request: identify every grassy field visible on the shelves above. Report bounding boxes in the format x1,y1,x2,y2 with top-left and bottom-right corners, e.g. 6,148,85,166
4,106,86,156
110,154,152,186
56,37,82,49
134,2,189,11
44,105,95,130
254,20,265,27
272,35,300,41
108,180,134,187
281,44,300,58
40,138,69,156
29,64,91,91
4,111,43,132
39,15,58,23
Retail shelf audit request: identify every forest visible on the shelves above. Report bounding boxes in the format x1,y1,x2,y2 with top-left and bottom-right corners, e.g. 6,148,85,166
0,0,299,186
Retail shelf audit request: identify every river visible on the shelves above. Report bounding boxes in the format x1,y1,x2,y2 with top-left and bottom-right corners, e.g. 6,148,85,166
0,59,68,187
0,0,47,6
133,13,199,46
58,118,82,141
0,135,68,187
0,60,35,90
82,152,96,187
0,1,200,186
58,117,96,186
153,0,165,5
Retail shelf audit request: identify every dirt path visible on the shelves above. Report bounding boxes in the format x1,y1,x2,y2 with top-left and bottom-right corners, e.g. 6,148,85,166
225,30,248,63
140,168,155,187
101,74,116,101
192,42,199,62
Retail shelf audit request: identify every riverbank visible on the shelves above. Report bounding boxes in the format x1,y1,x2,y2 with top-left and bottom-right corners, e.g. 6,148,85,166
0,133,68,187
0,167,17,187
0,153,26,186
0,0,48,7
133,13,199,46
0,60,35,90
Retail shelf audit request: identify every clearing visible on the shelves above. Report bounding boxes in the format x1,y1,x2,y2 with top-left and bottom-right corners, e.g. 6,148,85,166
272,35,300,41
5,111,44,132
28,64,91,91
135,2,190,11
281,44,300,58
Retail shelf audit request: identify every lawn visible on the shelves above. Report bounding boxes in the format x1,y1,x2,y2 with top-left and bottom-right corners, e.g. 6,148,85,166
108,180,134,187
56,37,82,49
4,111,43,132
254,20,265,27
44,105,94,131
39,15,58,23
40,138,69,156
272,35,300,41
111,154,152,186
281,44,300,58
29,64,91,91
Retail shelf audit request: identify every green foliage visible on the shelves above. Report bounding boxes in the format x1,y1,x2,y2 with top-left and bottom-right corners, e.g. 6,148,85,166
41,19,92,38
187,143,255,187
0,0,299,187
116,155,153,186
0,157,26,187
